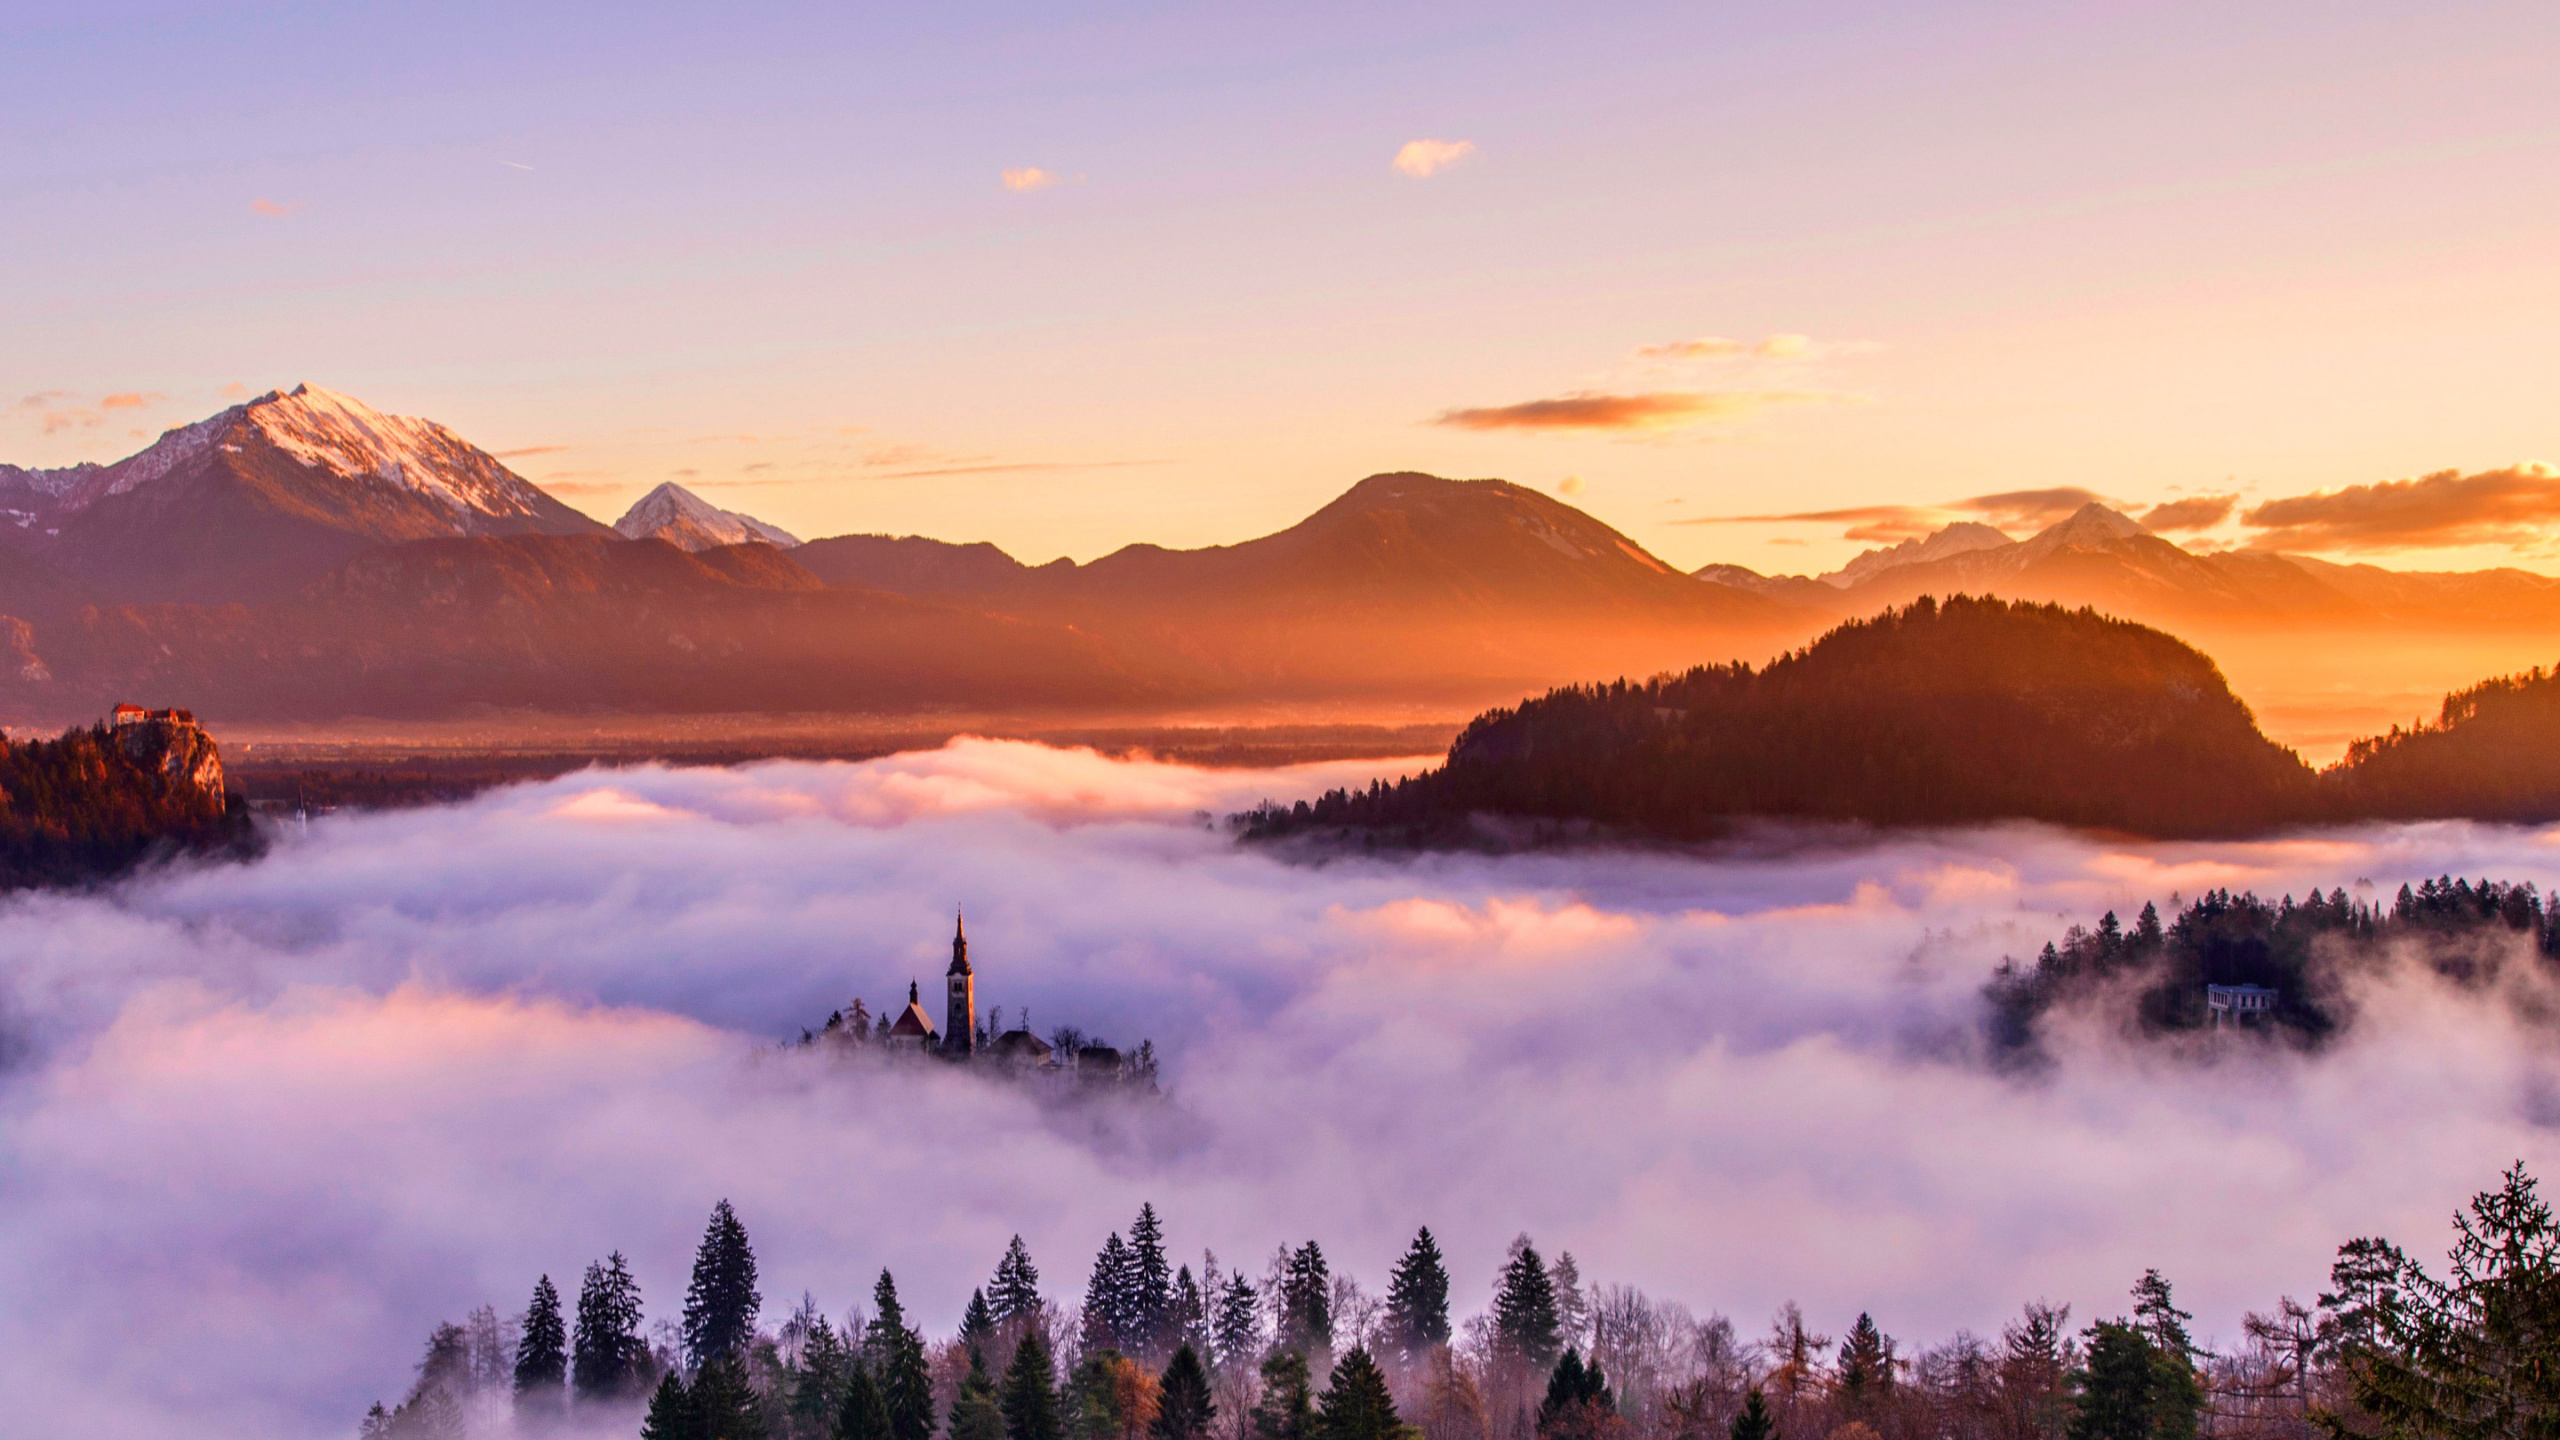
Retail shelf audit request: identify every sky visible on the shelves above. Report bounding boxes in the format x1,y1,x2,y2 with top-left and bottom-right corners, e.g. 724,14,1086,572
9,742,2560,1436
6,1,2559,572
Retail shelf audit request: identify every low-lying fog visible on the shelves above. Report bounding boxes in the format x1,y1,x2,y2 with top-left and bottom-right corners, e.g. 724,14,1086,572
6,739,2559,1438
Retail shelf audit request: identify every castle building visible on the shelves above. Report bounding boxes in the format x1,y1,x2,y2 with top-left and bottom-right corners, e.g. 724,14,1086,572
945,909,976,1058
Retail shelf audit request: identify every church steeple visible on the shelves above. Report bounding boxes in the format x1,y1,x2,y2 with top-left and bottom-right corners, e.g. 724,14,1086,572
943,906,977,1057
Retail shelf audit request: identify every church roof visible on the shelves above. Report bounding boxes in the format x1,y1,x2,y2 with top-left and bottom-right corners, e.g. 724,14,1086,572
993,1028,1051,1059
888,979,937,1037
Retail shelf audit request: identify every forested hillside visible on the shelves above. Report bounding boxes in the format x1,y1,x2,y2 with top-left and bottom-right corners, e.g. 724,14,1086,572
2324,666,2560,819
1242,596,2316,841
0,715,254,887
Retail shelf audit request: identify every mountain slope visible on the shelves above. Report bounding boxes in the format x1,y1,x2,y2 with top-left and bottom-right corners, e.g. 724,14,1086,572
25,386,610,603
1245,595,2318,840
613,482,801,551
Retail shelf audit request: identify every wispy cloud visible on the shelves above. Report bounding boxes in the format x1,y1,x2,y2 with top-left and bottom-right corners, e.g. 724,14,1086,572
99,392,163,411
1002,167,1063,192
493,446,569,460
250,198,303,217
1675,487,2107,537
2241,465,2560,553
1393,139,1475,178
1432,389,1861,434
1633,334,1880,364
1634,337,1750,361
2140,495,2239,533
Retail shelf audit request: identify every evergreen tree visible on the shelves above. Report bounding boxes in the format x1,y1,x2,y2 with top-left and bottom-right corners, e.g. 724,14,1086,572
993,1237,1045,1328
838,1358,893,1440
1317,1348,1406,1440
2126,1273,2201,1440
515,1274,569,1422
1384,1230,1452,1364
1252,1350,1315,1440
951,1349,1008,1440
869,1271,938,1440
1547,1254,1589,1355
1492,1239,1564,1371
2129,1273,2193,1361
2067,1322,2160,1440
795,1317,853,1439
1154,1345,1216,1440
574,1252,648,1403
963,1290,999,1353
1836,1314,1892,1413
1536,1350,1616,1440
1728,1391,1776,1440
684,1200,764,1369
1130,1205,1175,1358
1277,1243,1333,1360
1213,1272,1262,1372
692,1354,768,1440
1086,1234,1139,1355
1170,1267,1208,1358
642,1372,698,1440
1002,1331,1064,1440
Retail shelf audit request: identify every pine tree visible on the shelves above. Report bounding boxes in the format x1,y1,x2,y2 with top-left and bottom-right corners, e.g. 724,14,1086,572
515,1274,569,1422
1547,1254,1588,1355
1316,1348,1405,1440
839,1357,893,1440
684,1200,764,1368
1728,1391,1776,1440
1154,1345,1216,1440
2127,1273,2201,1440
2066,1322,2158,1440
796,1316,853,1438
951,1349,1008,1440
964,1290,999,1353
1213,1272,1262,1372
642,1371,698,1440
1130,1205,1175,1359
575,1252,648,1403
1836,1313,1892,1413
1252,1350,1314,1440
1003,1331,1064,1440
1277,1243,1333,1360
1170,1267,1207,1358
2129,1272,2192,1361
1384,1230,1452,1364
693,1354,768,1440
993,1238,1044,1328
1492,1239,1563,1371
1086,1234,1139,1354
869,1271,938,1440
1536,1350,1616,1440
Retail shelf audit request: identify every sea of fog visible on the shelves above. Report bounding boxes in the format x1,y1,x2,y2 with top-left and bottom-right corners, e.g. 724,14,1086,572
6,739,2560,1439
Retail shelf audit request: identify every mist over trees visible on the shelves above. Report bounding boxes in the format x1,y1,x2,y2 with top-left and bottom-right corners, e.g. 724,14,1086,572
365,1174,2560,1440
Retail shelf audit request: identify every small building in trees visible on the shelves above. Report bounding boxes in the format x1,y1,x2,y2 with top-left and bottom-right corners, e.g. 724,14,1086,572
2206,983,2277,1027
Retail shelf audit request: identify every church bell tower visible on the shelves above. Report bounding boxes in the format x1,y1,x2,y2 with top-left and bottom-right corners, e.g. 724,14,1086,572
944,908,976,1057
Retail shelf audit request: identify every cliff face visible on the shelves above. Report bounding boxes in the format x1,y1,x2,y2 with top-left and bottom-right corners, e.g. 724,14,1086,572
113,713,226,801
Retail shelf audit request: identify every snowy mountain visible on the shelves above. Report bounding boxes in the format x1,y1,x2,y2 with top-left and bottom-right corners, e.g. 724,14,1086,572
613,482,800,552
8,385,608,603
1826,520,2015,588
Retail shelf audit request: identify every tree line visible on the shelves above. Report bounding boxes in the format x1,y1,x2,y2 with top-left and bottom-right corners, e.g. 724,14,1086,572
361,1166,2560,1440
1986,873,2560,1059
1234,596,2560,844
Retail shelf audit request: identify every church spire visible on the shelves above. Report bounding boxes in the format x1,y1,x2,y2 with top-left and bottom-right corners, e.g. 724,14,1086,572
949,906,972,976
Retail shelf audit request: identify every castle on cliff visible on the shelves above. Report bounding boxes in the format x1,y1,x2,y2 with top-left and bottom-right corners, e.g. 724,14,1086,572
814,911,1154,1085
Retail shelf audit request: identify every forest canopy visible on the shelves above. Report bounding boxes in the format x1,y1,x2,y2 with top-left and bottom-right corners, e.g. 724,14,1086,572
0,713,253,887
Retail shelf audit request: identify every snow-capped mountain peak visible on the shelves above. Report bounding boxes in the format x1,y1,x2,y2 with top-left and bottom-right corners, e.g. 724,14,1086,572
613,481,801,551
239,383,555,519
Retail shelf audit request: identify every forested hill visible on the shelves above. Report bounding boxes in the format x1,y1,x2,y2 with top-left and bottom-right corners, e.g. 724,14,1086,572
2325,665,2560,820
0,712,256,887
1241,596,2318,841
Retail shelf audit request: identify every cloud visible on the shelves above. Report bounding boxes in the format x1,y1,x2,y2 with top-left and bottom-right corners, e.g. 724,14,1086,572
493,446,569,459
1393,139,1476,178
219,383,251,400
250,198,303,217
1633,335,1879,365
1002,168,1062,192
1432,390,1860,434
2140,495,2239,533
1635,338,1749,361
2240,465,2560,553
1676,487,2103,536
100,392,163,411
9,743,2560,1435
1558,475,1586,497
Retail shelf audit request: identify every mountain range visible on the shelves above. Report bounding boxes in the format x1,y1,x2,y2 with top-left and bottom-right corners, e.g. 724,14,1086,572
0,386,2551,725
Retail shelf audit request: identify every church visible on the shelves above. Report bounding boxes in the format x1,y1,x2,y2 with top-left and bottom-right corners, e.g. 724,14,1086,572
824,911,1138,1079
